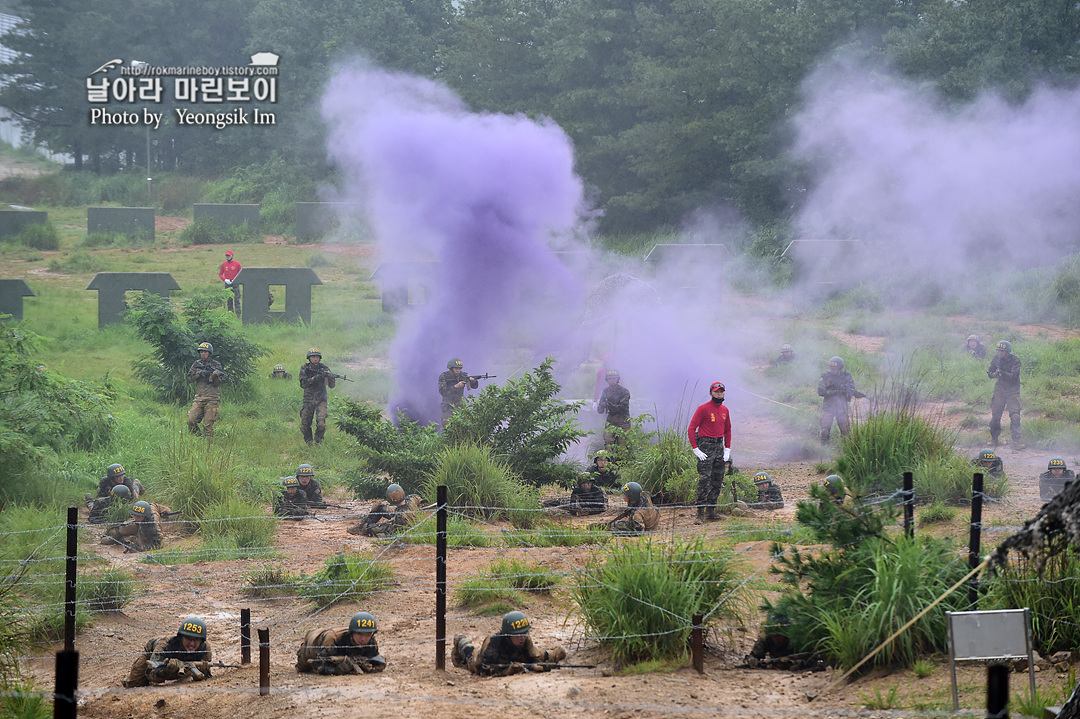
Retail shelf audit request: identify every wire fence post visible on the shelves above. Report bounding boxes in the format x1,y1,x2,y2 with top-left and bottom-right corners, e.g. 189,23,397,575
54,648,78,719
240,608,251,665
986,662,1009,719
969,473,984,610
64,506,78,652
435,484,447,671
691,613,704,674
902,471,914,538
258,628,270,696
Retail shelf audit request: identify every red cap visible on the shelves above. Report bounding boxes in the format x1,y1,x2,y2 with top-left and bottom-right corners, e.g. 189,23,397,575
710,382,725,392
225,250,233,257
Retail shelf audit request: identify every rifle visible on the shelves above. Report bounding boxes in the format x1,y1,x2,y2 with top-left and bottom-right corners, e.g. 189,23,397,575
488,662,596,670
208,661,241,669
320,369,354,382
160,510,183,518
469,373,496,381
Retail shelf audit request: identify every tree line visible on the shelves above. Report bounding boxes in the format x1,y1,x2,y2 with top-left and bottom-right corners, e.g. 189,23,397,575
1,0,1077,233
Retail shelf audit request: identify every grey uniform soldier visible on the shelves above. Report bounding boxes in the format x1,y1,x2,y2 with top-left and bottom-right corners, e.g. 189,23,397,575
596,369,631,451
299,347,336,445
296,611,386,675
438,358,478,425
296,464,325,507
187,342,226,437
348,484,422,537
123,617,212,688
987,340,1022,449
453,611,567,676
817,356,866,445
103,500,163,553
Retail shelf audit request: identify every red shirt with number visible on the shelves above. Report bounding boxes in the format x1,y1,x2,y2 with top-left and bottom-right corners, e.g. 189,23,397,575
687,400,731,449
219,259,241,282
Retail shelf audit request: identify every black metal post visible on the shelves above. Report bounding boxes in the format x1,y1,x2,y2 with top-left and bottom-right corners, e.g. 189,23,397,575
903,471,914,538
691,613,704,674
435,485,447,671
969,473,984,609
258,628,269,696
986,663,1009,718
65,506,78,652
54,649,78,719
240,608,251,664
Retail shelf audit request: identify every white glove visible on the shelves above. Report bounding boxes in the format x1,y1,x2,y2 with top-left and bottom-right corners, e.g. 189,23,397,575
693,448,707,461
224,279,232,286
723,448,731,462
592,401,599,411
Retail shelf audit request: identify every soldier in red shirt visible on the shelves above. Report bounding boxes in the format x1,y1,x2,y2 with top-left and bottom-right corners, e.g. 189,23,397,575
218,250,241,314
687,381,732,524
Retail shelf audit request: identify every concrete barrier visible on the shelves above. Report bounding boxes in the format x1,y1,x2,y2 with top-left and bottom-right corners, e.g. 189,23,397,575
0,279,34,319
194,204,260,233
295,202,363,240
87,207,155,242
0,210,47,240
231,267,322,324
85,272,180,327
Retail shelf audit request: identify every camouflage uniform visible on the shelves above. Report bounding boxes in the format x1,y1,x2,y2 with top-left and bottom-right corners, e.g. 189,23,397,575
597,383,631,449
987,351,1022,446
298,478,325,507
274,486,311,520
817,369,864,444
103,507,164,553
348,495,422,536
586,461,621,489
972,457,1005,479
438,369,478,424
269,370,293,379
452,633,565,676
295,627,386,674
774,351,795,365
965,341,986,359
123,634,212,688
94,474,144,500
1039,469,1076,502
568,483,607,516
299,362,336,444
187,358,226,436
747,484,784,510
609,493,660,534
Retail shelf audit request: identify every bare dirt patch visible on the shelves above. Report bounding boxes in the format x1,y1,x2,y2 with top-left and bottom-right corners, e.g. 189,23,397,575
826,329,887,354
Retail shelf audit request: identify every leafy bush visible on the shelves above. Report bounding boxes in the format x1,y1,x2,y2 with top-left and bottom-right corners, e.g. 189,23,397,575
572,538,747,665
47,250,108,273
297,550,394,608
424,442,540,527
443,357,587,486
764,486,969,670
338,399,441,497
127,291,267,402
984,549,1080,655
14,221,60,250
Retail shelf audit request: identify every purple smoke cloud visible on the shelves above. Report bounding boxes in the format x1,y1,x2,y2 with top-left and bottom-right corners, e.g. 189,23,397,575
791,58,1080,288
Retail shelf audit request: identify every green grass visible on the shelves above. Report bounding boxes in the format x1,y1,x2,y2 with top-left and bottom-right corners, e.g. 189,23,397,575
297,550,395,609
912,658,934,678
860,684,900,710
455,558,560,610
240,564,299,599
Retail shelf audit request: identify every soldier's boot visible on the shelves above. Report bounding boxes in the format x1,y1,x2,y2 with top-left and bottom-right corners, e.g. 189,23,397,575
694,508,706,525
302,427,314,445
705,506,718,521
188,421,201,435
452,636,472,668
85,492,94,509
820,429,830,446
314,426,326,444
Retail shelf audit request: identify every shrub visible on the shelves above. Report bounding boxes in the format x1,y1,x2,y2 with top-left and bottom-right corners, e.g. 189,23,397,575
456,558,559,610
198,496,277,549
78,569,137,612
913,454,1008,506
984,550,1080,655
338,400,442,497
47,250,107,273
424,442,540,527
241,564,298,599
397,515,492,547
297,550,394,608
626,426,696,501
14,221,60,250
572,538,747,665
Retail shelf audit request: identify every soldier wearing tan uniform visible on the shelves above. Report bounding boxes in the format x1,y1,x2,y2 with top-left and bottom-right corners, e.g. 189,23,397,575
123,617,212,688
296,612,386,675
187,341,226,437
452,611,566,676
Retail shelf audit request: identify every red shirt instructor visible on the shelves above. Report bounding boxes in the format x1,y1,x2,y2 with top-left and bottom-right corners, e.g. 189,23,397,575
219,250,241,314
687,381,732,524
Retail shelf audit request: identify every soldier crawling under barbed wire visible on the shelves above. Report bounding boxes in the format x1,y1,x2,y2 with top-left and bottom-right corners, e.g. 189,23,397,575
296,611,386,675
453,611,566,676
348,484,423,537
123,617,213,688
541,472,607,516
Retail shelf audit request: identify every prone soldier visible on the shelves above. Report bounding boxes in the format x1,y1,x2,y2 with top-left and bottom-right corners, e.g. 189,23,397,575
268,363,293,379
1040,457,1076,501
187,342,226,437
586,449,621,488
542,472,607,516
123,617,212,688
973,448,1005,478
607,481,659,535
964,334,986,359
296,611,387,675
348,484,422,537
299,347,336,445
88,483,131,525
103,500,164,553
817,356,866,445
823,475,854,509
274,477,312,520
452,611,566,676
296,464,326,508
93,462,144,502
774,343,796,365
987,340,1022,449
438,358,479,425
747,472,784,511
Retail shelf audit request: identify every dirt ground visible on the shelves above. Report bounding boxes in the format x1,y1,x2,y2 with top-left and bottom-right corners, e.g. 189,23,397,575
21,399,1069,719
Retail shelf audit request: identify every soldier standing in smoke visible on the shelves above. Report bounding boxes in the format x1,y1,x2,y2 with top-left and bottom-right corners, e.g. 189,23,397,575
438,358,478,425
817,356,866,445
596,369,631,451
987,339,1022,450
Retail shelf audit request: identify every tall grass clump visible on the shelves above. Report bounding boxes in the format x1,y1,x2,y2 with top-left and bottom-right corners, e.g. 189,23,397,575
765,487,968,670
456,558,559,611
77,569,137,612
241,564,298,599
14,221,60,250
984,550,1080,655
198,496,277,549
572,538,747,665
912,453,1008,505
157,435,238,518
626,426,697,503
297,550,394,609
501,520,611,548
424,442,540,527
0,569,52,719
397,515,492,548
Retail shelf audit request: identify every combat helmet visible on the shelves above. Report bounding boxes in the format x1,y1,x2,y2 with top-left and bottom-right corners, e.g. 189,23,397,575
781,343,793,354
131,500,152,518
501,611,530,636
605,369,620,380
979,448,998,463
196,342,213,355
386,484,405,503
349,611,377,634
967,334,980,343
273,364,285,372
110,484,131,500
296,464,314,478
622,481,643,505
995,340,1012,353
177,617,207,640
828,356,844,370
753,472,771,485
306,347,322,359
823,475,845,498
281,476,300,489
1049,458,1067,471
447,358,463,370
106,463,126,480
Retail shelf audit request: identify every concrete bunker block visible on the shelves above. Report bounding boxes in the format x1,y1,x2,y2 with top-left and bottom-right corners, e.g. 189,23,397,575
85,272,180,327
87,207,155,242
294,202,363,241
231,267,322,324
0,279,34,320
0,210,48,240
